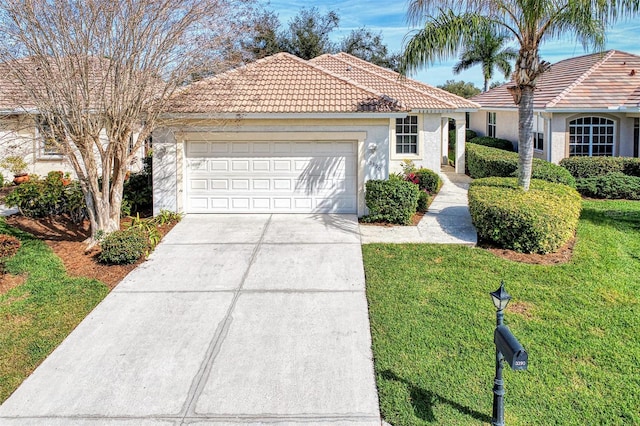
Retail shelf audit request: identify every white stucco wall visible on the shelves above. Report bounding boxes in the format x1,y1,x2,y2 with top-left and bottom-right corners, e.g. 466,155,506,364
0,115,146,182
152,118,392,216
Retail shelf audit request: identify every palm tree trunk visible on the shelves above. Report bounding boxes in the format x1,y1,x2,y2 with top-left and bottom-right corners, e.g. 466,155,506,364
484,78,489,92
517,85,535,190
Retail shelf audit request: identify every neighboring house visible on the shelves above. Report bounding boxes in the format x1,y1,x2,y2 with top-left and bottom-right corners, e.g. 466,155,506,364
154,52,478,216
469,50,640,163
0,58,146,182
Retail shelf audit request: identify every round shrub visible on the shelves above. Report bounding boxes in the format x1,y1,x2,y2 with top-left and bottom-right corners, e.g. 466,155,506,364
363,178,420,225
417,190,430,213
0,234,21,258
415,168,442,193
98,227,149,265
576,172,640,199
469,178,582,254
469,136,514,151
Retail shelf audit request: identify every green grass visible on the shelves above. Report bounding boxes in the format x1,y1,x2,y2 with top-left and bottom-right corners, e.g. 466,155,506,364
363,200,640,425
0,218,109,403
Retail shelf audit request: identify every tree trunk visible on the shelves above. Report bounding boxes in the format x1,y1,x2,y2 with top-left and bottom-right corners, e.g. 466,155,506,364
517,85,535,191
484,78,489,92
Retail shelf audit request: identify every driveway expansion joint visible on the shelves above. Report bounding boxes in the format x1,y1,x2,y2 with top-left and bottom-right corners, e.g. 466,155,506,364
179,214,273,421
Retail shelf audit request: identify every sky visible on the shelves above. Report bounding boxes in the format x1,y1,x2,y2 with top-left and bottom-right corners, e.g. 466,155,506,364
265,0,640,88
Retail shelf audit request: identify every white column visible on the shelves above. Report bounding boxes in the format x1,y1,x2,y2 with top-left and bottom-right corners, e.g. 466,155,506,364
455,120,466,174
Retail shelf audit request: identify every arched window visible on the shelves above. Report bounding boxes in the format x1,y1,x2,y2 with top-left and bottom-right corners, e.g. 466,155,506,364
569,117,615,156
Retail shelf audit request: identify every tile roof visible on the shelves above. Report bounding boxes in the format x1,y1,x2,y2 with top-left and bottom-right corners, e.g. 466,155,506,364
472,50,640,110
312,53,479,110
167,52,478,114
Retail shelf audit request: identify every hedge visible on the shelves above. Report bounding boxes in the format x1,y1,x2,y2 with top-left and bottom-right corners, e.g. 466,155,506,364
469,136,514,151
575,172,640,200
448,129,478,150
466,144,576,187
560,156,640,179
363,178,420,225
468,178,582,253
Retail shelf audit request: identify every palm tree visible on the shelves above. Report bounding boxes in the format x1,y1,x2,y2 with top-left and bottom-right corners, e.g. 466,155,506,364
401,0,640,190
452,25,517,92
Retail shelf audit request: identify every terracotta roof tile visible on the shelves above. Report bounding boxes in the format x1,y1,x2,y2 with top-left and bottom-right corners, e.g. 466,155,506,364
472,50,640,110
168,52,477,114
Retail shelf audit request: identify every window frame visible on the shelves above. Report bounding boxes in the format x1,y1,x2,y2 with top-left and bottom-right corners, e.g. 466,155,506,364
394,115,419,156
568,116,616,157
36,116,65,159
533,132,544,152
487,112,496,138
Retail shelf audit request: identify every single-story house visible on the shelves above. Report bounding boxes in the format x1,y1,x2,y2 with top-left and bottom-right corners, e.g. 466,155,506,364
154,52,478,216
469,50,640,163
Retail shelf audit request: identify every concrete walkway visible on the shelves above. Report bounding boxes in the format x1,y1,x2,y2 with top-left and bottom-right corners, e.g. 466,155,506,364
360,167,477,245
0,214,381,425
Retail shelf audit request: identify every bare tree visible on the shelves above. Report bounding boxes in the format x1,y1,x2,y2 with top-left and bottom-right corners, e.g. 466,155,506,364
0,0,255,246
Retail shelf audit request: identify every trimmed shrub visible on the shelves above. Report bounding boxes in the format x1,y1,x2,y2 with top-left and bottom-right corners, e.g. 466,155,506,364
415,168,442,193
448,129,478,149
469,136,514,151
469,178,582,253
0,234,21,258
466,144,576,187
4,172,87,222
417,191,430,213
98,227,149,265
363,179,420,225
576,172,640,199
623,158,640,177
560,156,640,179
560,157,625,179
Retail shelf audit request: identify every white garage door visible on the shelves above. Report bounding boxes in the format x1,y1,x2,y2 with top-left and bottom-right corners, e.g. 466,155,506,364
185,140,357,213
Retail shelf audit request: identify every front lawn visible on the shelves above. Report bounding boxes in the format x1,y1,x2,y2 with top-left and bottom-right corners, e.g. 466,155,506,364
363,200,640,425
0,219,109,403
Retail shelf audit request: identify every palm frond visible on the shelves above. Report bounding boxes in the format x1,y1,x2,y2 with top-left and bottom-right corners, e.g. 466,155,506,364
400,10,488,75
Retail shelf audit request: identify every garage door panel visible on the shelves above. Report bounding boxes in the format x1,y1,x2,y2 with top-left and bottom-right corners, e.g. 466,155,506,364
185,140,357,213
252,160,270,171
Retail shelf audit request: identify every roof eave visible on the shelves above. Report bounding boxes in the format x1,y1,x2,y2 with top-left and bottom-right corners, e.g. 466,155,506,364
159,112,410,120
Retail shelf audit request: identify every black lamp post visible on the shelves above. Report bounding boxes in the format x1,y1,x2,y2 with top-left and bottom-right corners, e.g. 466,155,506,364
490,281,511,426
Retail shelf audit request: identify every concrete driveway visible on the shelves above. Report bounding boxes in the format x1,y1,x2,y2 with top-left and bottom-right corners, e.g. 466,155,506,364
0,214,381,425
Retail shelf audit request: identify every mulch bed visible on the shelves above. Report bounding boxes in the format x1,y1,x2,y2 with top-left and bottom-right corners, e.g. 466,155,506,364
3,214,176,290
478,237,575,265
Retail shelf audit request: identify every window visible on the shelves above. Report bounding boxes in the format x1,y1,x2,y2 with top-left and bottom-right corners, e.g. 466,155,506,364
396,115,418,154
569,116,615,157
37,117,65,157
533,132,544,151
487,112,496,138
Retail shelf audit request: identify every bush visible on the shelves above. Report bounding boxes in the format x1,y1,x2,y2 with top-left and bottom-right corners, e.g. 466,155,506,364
448,129,478,165
576,172,640,199
363,179,420,225
468,136,514,151
417,191,430,213
123,155,152,215
415,168,442,193
466,144,576,187
560,156,640,179
4,172,87,223
98,227,149,265
0,234,21,258
469,178,582,253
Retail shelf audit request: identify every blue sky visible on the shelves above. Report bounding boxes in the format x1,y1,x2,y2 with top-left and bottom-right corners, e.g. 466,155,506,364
265,0,640,88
